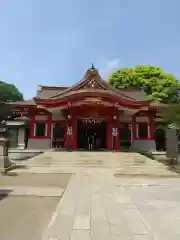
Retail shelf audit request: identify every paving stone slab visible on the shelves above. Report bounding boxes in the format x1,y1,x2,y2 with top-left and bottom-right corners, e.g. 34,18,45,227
71,230,91,240
73,215,90,230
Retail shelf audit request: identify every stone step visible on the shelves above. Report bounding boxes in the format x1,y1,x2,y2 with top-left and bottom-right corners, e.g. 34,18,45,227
26,162,169,168
26,159,162,164
16,151,170,170
23,165,174,176
26,161,165,166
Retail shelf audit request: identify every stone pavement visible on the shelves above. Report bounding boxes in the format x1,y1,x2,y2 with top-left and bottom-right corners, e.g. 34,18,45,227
43,172,157,240
0,171,70,240
124,184,180,240
10,151,180,240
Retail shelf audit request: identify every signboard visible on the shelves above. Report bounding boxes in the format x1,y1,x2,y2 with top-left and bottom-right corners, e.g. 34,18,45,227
81,118,102,124
112,128,117,136
67,126,72,136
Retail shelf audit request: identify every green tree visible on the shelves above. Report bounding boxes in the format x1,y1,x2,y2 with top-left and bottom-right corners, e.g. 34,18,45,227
163,101,180,126
0,102,13,121
0,81,23,102
108,65,180,103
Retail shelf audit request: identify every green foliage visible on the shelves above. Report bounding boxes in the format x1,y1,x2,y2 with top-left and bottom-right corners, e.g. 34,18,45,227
164,102,180,126
108,65,180,103
0,102,13,121
0,80,23,102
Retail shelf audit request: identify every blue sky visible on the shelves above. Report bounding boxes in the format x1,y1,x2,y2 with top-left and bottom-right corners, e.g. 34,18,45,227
0,0,180,99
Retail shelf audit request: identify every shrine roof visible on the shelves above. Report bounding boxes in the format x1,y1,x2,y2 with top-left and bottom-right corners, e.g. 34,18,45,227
118,88,148,102
34,67,150,103
7,99,36,106
38,88,147,103
7,67,160,109
34,87,149,103
36,85,69,98
149,102,167,108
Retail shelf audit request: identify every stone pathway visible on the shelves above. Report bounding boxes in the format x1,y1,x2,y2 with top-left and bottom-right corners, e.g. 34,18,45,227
10,151,180,240
43,173,157,240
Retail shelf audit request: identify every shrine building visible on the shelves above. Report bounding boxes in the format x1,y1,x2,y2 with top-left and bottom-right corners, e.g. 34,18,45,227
9,66,165,152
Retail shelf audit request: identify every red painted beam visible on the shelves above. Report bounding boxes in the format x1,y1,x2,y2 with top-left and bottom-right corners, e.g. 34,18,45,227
36,96,149,109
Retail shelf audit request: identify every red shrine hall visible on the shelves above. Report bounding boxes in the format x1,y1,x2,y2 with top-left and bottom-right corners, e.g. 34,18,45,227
10,67,165,152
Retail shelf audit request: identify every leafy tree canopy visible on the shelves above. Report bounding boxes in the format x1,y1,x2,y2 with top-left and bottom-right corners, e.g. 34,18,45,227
163,101,180,126
108,65,180,103
0,80,23,102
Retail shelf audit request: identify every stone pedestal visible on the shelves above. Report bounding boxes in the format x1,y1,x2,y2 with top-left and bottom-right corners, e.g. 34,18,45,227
129,140,156,152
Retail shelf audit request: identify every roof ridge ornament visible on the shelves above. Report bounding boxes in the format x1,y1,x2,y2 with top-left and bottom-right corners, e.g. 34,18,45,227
90,64,95,71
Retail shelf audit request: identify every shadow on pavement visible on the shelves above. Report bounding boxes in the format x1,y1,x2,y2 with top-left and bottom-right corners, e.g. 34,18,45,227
0,189,12,202
2,172,19,176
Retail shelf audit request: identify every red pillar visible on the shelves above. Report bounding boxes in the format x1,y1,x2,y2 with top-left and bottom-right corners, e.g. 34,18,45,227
114,120,120,151
64,115,76,150
29,117,35,138
149,115,155,140
132,115,137,140
47,114,52,138
107,117,119,151
72,118,77,150
64,118,72,150
107,121,112,150
64,124,68,149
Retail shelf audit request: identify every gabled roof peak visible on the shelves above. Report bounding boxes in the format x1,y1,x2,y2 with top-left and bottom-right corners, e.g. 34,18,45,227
90,64,95,70
38,85,68,90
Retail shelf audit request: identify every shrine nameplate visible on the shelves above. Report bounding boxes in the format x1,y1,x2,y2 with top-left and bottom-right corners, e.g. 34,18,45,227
81,118,102,124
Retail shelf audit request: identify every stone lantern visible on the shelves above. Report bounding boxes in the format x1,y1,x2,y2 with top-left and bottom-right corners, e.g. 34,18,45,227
0,120,10,172
166,123,179,165
0,102,15,173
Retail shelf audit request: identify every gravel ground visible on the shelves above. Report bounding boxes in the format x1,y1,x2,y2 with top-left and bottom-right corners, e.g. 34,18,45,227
0,173,72,188
0,196,59,240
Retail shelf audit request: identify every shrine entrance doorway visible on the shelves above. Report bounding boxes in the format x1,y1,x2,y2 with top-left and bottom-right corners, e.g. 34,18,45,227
77,119,106,151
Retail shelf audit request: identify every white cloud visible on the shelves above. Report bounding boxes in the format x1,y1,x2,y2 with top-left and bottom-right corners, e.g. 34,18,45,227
99,58,120,78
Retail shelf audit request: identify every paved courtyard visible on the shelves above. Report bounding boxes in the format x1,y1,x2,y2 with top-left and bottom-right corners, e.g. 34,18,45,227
0,172,71,240
0,196,59,240
1,151,180,239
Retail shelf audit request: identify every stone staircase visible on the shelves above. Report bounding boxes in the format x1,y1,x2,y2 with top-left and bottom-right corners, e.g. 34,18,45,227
15,151,177,177
25,152,152,167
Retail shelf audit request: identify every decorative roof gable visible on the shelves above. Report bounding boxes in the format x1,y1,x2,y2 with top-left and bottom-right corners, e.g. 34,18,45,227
72,66,109,91
46,66,112,100
81,77,103,89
